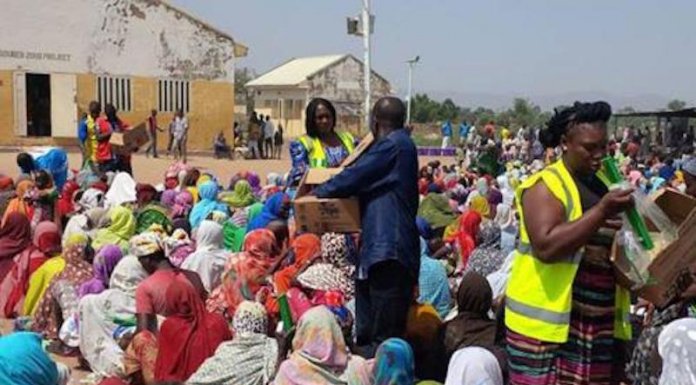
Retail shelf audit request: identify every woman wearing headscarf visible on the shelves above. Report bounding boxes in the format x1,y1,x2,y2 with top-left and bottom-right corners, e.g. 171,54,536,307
465,222,506,278
1,179,35,226
220,179,256,209
274,233,322,294
274,306,371,385
372,338,416,385
154,279,232,382
190,181,228,229
222,201,264,252
418,238,452,320
92,205,136,252
246,192,290,231
0,332,67,385
444,347,504,385
657,317,696,385
188,300,279,385
441,272,497,359
171,190,194,219
418,192,458,231
469,195,491,219
135,183,158,209
0,212,33,281
78,245,123,298
181,220,230,293
207,229,279,319
0,221,60,318
56,179,80,219
79,254,148,379
159,189,177,210
164,228,196,268
104,172,137,208
32,233,93,341
446,210,482,271
0,175,15,219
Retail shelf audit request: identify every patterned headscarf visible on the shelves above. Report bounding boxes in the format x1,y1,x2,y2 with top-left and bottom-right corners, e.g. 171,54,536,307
297,263,354,299
372,338,416,385
160,189,177,209
164,229,195,267
130,232,164,257
233,300,268,336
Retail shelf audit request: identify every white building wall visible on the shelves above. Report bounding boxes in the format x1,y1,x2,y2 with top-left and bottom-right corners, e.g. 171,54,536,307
0,0,237,81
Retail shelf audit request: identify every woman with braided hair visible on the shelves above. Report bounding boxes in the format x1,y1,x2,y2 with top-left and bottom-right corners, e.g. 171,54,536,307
504,101,635,385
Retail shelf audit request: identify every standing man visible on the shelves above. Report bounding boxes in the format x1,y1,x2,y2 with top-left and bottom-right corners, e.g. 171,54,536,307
458,120,470,146
77,101,102,171
441,120,452,149
274,123,284,159
171,109,189,163
314,97,419,357
146,109,163,158
264,115,275,159
257,114,266,159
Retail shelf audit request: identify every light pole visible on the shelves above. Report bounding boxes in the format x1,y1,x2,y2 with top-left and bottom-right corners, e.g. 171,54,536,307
406,55,420,126
362,0,371,133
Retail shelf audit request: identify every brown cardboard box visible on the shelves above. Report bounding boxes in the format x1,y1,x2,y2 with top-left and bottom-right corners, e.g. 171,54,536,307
110,121,149,155
293,133,374,233
294,168,361,233
612,189,696,307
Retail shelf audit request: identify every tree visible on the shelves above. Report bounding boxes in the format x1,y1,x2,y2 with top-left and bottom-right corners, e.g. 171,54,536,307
667,99,687,111
235,67,256,113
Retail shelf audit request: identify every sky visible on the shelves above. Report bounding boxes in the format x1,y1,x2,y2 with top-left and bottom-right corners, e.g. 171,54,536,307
171,0,696,109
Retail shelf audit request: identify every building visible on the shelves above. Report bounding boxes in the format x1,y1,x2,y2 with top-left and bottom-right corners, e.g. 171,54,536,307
246,54,392,138
0,0,247,151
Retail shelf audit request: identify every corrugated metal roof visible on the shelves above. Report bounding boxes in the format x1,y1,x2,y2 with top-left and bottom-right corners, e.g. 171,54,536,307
246,54,348,87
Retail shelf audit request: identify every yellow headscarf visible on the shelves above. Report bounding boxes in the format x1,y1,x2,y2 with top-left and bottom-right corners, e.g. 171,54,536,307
470,195,491,218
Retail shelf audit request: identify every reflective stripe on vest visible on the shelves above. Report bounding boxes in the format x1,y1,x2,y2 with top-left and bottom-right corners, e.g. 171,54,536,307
505,296,571,325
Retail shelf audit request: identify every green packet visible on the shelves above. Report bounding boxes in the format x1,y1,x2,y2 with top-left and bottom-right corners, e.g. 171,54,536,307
112,315,137,327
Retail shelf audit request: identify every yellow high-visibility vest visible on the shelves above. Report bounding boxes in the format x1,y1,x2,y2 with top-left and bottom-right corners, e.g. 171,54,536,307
505,159,632,343
298,132,355,168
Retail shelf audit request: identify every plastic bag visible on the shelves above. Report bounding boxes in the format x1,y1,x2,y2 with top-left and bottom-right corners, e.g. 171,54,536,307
615,187,678,288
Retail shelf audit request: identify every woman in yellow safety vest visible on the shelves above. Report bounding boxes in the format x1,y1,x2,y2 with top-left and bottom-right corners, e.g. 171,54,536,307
505,101,635,385
287,98,355,187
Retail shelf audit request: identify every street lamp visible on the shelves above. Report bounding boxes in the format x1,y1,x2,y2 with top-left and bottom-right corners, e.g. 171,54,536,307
347,0,373,133
406,55,420,125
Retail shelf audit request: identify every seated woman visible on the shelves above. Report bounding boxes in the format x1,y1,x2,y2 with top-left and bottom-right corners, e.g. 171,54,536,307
372,338,416,385
181,220,230,293
92,205,137,253
287,98,356,187
0,211,32,282
444,346,504,385
0,331,70,385
274,306,371,385
213,132,232,159
153,279,232,382
0,220,60,318
188,301,279,385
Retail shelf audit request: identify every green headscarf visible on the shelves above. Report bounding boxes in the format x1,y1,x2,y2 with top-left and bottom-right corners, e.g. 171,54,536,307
418,193,457,230
220,180,256,208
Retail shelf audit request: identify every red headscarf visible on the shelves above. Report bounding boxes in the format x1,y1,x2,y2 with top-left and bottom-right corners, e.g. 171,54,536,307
456,210,482,268
155,279,231,382
0,213,32,281
273,233,321,294
57,180,80,218
136,183,158,207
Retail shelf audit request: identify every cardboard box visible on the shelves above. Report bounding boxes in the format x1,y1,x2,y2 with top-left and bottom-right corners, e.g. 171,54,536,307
293,133,374,234
294,168,361,233
110,121,149,155
612,189,696,307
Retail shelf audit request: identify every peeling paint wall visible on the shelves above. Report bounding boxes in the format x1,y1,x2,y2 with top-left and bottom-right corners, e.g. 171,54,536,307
0,0,237,81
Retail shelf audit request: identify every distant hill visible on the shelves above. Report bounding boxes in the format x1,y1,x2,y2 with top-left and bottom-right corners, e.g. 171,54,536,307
422,90,689,111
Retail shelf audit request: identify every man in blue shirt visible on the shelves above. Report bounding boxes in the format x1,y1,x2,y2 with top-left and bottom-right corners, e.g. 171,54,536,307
458,121,470,145
441,120,453,149
314,97,419,357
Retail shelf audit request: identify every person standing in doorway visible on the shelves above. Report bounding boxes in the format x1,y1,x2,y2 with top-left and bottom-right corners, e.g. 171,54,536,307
274,123,284,159
171,109,189,163
441,120,453,149
314,97,419,357
146,109,164,158
263,115,275,159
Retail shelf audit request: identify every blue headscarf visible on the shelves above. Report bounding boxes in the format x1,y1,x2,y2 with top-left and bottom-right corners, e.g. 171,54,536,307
0,332,59,385
418,237,452,319
373,338,416,385
189,181,227,229
247,192,289,231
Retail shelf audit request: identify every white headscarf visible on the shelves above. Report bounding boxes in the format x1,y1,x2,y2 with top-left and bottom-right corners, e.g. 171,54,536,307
104,172,136,207
445,347,503,385
181,220,229,292
658,317,696,385
77,188,104,211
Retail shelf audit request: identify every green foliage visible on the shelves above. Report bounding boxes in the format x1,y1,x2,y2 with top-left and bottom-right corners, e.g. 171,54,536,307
667,99,687,111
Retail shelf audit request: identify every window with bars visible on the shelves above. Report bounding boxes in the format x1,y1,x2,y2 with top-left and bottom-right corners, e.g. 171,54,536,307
96,76,132,112
158,79,190,113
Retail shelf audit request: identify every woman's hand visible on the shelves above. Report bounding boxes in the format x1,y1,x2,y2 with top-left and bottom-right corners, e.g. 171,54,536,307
599,189,634,219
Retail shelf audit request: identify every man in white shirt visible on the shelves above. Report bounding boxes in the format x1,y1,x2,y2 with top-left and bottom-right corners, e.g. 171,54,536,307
263,115,275,159
171,109,189,162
